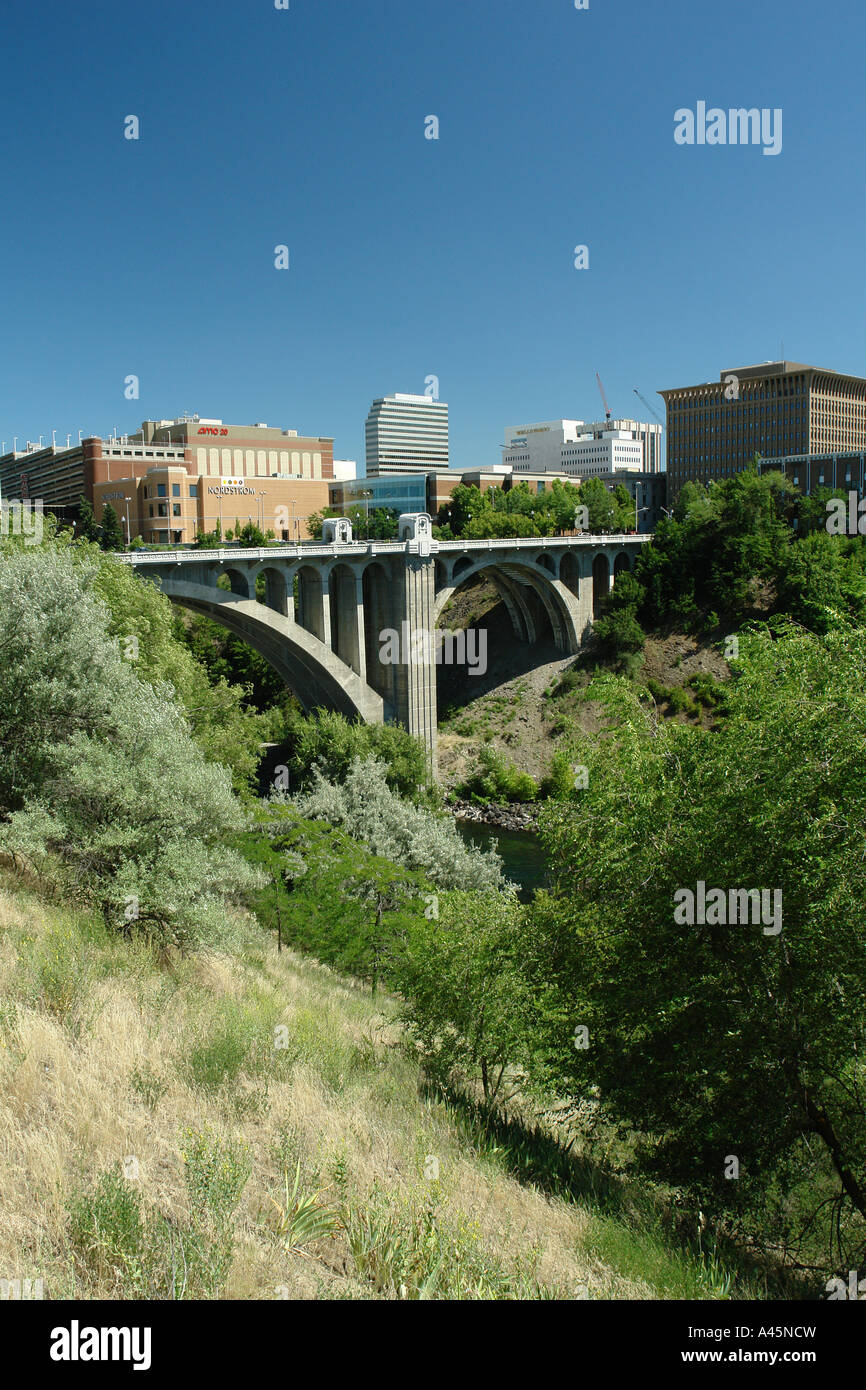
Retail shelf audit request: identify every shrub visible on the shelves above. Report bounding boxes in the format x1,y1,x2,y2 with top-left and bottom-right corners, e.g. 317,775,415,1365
592,608,646,658
539,751,577,800
665,686,697,716
0,546,260,951
68,1171,148,1298
459,746,539,805
278,708,428,798
290,758,505,892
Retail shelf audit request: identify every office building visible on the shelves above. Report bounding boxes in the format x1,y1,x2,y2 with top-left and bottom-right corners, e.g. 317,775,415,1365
660,361,866,499
0,416,335,519
503,418,663,477
93,467,330,545
365,394,449,476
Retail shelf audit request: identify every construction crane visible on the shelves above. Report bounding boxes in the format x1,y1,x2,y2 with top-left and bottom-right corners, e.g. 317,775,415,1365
633,387,666,429
596,372,612,422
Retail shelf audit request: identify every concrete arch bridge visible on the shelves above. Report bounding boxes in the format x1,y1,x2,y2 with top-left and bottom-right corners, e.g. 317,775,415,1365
118,516,650,773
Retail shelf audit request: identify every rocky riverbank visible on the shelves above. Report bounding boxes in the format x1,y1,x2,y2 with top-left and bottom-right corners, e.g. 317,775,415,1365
444,795,540,832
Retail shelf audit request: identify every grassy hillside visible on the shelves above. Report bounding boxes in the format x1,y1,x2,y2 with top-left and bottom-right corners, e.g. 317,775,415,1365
0,868,774,1301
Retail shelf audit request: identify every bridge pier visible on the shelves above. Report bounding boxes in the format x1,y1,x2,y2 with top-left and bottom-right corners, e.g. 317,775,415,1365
388,554,439,778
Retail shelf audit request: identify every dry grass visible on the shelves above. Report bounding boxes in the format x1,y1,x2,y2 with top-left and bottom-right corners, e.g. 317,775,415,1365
0,872,732,1301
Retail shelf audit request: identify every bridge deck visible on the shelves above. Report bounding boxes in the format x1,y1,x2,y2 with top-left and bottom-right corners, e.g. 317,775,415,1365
116,533,651,565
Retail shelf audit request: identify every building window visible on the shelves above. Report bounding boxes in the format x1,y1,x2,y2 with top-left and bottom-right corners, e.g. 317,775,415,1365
190,485,198,498
149,505,154,518
172,483,180,497
158,503,167,517
173,503,181,517
157,484,167,497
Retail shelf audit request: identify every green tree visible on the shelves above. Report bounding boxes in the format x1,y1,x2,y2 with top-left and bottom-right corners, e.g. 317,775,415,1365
776,531,866,633
395,890,530,1102
194,521,222,548
232,520,268,547
100,502,125,551
277,707,428,798
437,485,486,536
547,478,585,533
77,496,100,543
634,466,796,629
528,626,866,1263
611,483,636,532
592,570,646,659
577,477,617,533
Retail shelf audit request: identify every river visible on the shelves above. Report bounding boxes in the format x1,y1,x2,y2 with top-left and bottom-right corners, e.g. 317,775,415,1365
454,820,548,902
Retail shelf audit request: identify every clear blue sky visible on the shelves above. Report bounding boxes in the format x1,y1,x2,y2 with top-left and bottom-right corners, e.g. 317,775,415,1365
1,0,864,472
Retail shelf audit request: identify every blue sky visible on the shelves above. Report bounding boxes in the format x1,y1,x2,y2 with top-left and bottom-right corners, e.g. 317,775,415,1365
1,0,864,471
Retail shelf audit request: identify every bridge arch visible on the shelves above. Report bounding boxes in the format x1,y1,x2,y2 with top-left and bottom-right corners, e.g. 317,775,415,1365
592,554,611,618
156,578,384,726
559,550,581,597
252,563,292,617
433,554,583,653
295,565,327,643
327,562,365,678
219,566,252,599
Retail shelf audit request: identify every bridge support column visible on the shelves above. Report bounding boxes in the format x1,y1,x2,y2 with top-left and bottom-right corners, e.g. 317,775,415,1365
390,554,438,778
354,575,367,685
330,567,366,681
320,574,332,649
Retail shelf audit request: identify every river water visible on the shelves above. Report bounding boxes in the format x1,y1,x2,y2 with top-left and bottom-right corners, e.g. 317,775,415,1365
454,820,548,902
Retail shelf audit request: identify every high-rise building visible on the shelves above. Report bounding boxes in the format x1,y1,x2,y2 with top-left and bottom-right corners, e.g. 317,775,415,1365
365,394,449,476
502,418,662,477
660,361,866,499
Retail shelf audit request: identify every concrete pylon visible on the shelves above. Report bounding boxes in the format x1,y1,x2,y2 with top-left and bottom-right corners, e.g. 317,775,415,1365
389,554,438,779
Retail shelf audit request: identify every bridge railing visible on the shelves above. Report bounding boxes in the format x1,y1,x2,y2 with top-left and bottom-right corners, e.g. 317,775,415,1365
435,533,651,551
115,532,651,565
